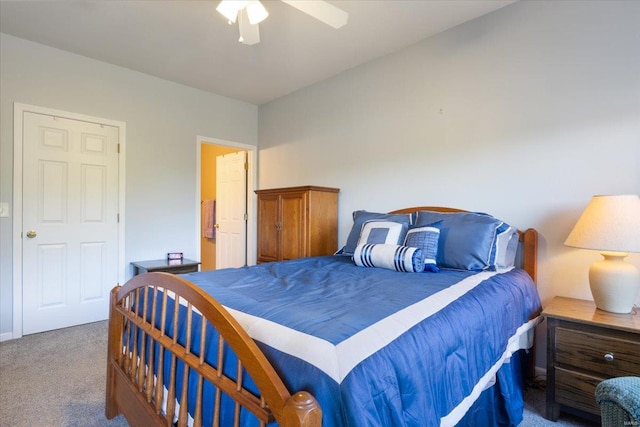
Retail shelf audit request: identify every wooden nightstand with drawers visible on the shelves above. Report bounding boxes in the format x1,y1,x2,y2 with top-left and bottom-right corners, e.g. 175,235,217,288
543,296,640,422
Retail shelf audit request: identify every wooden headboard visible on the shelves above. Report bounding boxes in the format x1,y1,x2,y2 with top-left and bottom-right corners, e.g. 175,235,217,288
388,206,538,284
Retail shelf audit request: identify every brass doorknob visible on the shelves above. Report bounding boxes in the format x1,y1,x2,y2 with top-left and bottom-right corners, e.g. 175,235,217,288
26,230,37,238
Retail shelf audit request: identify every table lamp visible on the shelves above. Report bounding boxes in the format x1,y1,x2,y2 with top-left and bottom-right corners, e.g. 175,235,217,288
564,194,640,313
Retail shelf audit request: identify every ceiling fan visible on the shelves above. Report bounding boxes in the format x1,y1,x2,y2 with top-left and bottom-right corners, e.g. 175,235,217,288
216,0,348,45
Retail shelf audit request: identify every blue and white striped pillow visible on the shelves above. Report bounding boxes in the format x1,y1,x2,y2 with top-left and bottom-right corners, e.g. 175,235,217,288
353,243,425,273
404,224,440,272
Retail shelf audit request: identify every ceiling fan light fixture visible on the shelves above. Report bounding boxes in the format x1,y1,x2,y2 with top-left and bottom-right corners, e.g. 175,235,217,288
218,0,347,46
238,7,260,45
246,0,268,25
216,0,247,24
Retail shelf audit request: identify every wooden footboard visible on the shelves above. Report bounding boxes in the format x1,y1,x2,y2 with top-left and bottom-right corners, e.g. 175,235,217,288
105,272,322,427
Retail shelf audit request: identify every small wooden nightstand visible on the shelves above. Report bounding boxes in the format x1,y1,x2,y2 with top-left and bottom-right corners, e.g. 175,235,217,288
131,259,201,276
543,296,640,422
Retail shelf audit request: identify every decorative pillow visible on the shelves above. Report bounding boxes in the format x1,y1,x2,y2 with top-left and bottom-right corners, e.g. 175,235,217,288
404,223,440,272
356,220,408,247
342,211,412,255
494,222,519,268
353,243,425,273
414,211,518,271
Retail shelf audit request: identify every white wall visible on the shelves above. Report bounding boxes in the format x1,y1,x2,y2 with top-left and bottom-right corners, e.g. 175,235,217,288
0,34,258,336
258,1,640,367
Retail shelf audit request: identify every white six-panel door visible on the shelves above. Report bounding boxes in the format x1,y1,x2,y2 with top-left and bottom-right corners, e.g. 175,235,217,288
215,151,247,269
22,112,119,335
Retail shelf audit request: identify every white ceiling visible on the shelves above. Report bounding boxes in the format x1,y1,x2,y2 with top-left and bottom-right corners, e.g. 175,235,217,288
0,0,514,105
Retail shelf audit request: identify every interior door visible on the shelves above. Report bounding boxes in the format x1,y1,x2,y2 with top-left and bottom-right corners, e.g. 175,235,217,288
22,112,119,335
215,151,247,269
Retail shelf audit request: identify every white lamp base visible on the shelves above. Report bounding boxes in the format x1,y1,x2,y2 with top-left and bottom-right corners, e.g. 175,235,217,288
589,252,640,314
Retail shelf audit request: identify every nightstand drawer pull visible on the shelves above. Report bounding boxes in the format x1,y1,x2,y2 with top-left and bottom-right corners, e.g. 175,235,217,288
604,353,615,362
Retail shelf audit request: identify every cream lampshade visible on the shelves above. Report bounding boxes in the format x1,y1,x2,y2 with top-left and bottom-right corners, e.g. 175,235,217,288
565,194,640,313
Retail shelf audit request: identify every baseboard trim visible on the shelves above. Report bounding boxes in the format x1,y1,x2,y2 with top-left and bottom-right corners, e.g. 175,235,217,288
0,331,15,342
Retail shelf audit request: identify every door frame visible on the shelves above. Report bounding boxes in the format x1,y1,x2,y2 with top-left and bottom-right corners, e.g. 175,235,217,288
12,103,126,340
196,136,257,267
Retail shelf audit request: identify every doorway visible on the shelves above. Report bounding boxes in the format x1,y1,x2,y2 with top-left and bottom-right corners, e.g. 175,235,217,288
197,137,257,271
13,103,125,338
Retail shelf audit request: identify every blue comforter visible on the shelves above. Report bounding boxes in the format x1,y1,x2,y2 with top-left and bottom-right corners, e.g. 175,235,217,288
171,255,541,427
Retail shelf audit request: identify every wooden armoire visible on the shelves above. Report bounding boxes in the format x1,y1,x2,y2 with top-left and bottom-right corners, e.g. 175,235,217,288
255,186,339,263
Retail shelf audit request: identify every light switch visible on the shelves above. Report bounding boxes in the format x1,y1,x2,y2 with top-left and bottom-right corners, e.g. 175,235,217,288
0,202,9,218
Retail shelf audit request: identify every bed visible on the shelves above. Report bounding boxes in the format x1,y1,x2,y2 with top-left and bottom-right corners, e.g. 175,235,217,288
105,206,541,427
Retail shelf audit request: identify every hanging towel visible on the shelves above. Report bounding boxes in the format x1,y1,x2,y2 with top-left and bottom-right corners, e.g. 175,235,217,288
203,199,216,239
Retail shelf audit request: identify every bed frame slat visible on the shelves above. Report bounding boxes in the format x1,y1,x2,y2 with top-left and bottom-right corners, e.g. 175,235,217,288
166,350,177,422
178,362,189,427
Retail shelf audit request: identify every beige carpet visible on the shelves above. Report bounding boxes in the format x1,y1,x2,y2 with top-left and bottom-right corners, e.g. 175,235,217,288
0,321,128,427
0,321,597,427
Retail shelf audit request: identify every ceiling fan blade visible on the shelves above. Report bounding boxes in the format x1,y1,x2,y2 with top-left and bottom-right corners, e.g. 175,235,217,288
281,0,348,29
238,8,260,45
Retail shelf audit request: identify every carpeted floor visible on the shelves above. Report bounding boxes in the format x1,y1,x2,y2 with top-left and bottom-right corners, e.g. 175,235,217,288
520,379,598,427
0,321,599,427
